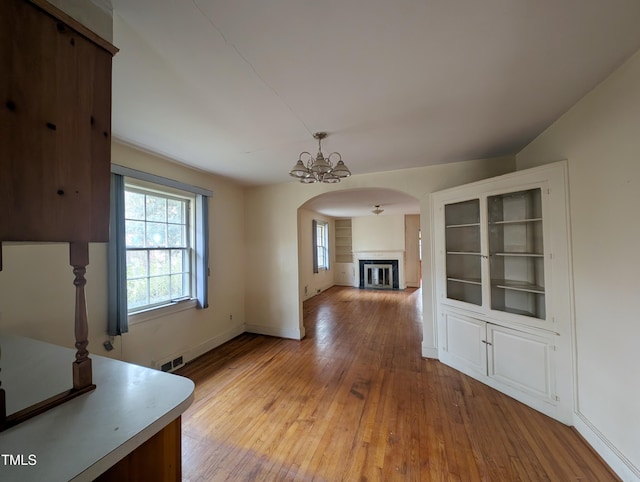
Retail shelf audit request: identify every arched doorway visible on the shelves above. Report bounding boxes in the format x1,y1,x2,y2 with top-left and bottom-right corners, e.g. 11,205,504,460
296,187,421,326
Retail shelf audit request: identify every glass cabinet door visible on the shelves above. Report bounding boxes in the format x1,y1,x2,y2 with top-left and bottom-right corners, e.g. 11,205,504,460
488,188,545,319
444,199,482,305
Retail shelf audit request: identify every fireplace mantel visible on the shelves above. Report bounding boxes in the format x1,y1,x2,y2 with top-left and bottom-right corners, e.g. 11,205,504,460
354,251,405,290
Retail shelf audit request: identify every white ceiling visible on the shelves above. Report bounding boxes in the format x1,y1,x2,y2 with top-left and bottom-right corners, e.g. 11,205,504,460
302,188,420,218
109,0,640,214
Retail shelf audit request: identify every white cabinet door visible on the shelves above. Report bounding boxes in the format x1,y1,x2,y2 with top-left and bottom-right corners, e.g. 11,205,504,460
439,312,487,378
487,324,555,402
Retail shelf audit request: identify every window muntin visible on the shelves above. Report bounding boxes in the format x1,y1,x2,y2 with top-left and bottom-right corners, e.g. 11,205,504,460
124,183,194,313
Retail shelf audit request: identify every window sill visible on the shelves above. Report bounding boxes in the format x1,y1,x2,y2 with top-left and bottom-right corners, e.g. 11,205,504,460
128,299,198,325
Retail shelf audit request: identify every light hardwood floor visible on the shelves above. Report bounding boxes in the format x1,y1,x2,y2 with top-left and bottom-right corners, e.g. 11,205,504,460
177,286,618,481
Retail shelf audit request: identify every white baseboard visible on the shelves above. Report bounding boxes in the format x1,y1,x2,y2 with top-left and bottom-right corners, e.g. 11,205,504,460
573,411,640,481
421,344,439,359
245,323,303,340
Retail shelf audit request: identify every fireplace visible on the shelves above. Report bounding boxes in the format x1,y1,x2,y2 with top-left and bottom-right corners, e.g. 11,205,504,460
359,259,399,290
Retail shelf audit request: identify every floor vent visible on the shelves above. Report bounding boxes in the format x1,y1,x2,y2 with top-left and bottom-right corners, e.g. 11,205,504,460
158,355,185,372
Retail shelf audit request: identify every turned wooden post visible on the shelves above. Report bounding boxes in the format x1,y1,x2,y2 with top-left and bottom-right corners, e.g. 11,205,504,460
70,242,93,390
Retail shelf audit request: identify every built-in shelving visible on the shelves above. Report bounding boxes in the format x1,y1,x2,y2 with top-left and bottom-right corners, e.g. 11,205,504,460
488,188,545,319
444,199,482,305
438,187,548,319
334,218,353,263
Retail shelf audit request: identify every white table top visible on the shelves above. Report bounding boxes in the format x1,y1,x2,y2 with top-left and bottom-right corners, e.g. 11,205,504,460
0,335,194,481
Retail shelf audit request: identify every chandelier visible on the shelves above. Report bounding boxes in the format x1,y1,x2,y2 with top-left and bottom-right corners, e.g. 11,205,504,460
372,204,384,215
289,132,351,183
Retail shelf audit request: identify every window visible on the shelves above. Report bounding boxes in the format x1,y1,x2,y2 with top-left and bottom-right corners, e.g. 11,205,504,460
108,165,211,336
124,183,194,312
313,220,329,272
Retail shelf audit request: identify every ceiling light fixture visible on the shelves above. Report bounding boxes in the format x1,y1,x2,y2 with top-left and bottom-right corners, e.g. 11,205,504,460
289,132,351,183
372,204,384,215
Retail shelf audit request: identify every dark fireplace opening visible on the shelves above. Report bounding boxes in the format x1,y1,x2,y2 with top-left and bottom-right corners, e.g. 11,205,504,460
359,259,399,290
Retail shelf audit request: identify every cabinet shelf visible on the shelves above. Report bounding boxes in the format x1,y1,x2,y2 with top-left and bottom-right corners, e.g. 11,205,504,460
447,251,482,256
446,222,480,228
447,277,482,286
493,252,544,258
493,280,545,294
490,218,542,225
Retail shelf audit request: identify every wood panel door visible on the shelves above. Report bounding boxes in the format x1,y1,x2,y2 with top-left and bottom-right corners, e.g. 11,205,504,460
439,311,487,379
487,323,556,403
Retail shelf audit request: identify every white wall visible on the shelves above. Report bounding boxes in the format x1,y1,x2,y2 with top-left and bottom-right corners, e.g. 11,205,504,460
244,156,515,351
352,214,405,252
0,242,108,351
404,214,421,288
0,142,247,369
517,49,640,481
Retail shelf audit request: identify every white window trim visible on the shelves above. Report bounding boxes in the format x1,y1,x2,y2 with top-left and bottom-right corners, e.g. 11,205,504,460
124,180,196,314
316,220,330,271
128,298,198,325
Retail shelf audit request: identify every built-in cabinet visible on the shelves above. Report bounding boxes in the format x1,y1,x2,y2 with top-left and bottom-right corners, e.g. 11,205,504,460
440,312,556,408
432,162,573,423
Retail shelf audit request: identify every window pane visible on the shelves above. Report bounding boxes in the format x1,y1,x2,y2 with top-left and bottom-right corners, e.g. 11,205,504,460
170,274,184,299
168,224,185,247
123,182,196,312
127,278,148,310
171,249,183,273
126,220,145,248
126,250,148,278
167,199,184,223
146,195,167,222
125,191,145,220
149,275,170,304
146,222,166,247
149,250,170,276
